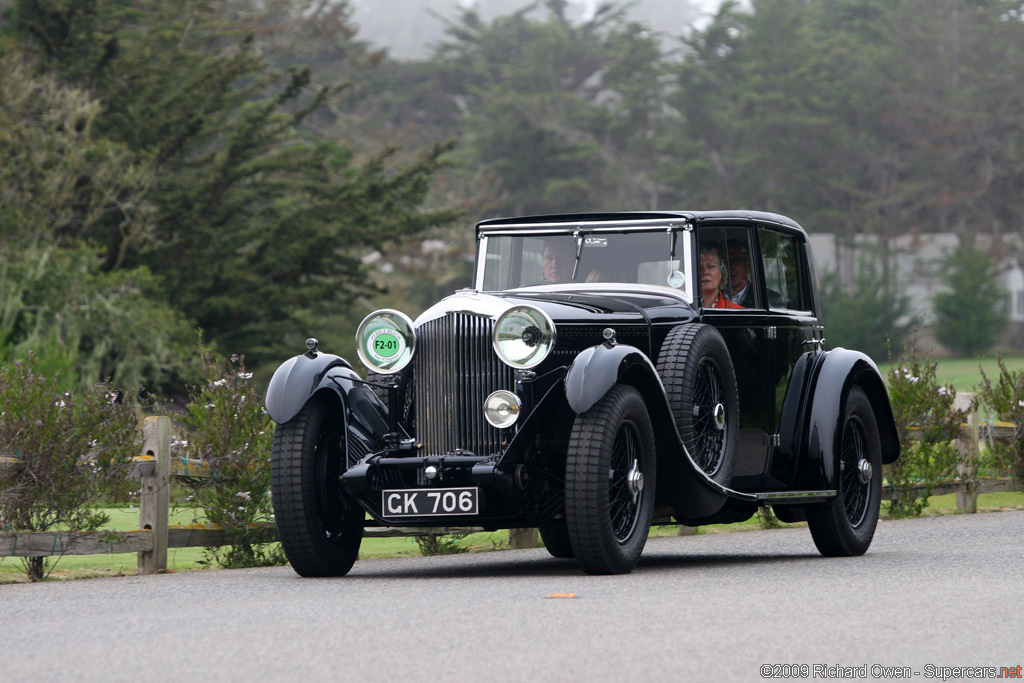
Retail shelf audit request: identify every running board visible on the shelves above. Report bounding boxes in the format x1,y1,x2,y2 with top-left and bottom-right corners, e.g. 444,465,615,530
754,490,836,504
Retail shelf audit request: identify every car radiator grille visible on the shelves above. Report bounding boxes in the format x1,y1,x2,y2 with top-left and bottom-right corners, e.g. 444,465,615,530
414,312,516,457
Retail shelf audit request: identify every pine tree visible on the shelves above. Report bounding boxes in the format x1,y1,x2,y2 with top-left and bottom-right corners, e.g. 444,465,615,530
932,245,1008,357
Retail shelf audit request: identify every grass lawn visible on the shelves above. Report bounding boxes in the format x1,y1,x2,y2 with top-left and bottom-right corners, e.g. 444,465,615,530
4,490,1022,583
877,354,1024,394
0,504,512,583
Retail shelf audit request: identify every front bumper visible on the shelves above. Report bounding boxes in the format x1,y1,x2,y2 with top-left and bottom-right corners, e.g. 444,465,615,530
341,450,560,529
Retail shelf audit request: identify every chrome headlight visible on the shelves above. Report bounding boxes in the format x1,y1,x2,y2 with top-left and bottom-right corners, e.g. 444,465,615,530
356,309,415,374
484,390,521,429
493,305,555,369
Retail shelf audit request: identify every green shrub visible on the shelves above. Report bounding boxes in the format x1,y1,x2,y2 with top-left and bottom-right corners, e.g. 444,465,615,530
415,532,470,556
885,339,969,517
0,355,140,580
177,351,284,569
977,356,1024,481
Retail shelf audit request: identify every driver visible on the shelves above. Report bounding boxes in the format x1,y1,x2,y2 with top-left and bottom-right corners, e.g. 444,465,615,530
542,239,576,284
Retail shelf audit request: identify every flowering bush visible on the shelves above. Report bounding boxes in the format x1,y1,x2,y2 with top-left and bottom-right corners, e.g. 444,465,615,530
885,340,969,517
177,352,284,568
0,355,140,580
978,356,1024,481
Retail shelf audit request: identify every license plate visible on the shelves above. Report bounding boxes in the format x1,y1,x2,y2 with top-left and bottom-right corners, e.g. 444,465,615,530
382,487,479,518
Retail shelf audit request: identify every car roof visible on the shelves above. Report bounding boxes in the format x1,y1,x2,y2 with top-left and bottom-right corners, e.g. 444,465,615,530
475,210,808,239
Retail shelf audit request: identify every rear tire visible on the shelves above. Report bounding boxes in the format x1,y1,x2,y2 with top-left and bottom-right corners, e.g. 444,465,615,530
271,396,363,576
566,385,656,575
806,385,882,557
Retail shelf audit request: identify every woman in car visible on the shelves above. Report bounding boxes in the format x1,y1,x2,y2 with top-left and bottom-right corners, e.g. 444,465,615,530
700,244,744,309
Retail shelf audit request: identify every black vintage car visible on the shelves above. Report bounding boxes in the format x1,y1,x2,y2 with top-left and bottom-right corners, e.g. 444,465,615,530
266,211,900,576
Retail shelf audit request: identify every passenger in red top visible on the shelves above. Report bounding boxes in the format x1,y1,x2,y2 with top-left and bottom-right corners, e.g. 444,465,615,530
700,244,744,309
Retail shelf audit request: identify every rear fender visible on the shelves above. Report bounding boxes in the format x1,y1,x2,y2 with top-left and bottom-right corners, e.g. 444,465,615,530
800,349,900,489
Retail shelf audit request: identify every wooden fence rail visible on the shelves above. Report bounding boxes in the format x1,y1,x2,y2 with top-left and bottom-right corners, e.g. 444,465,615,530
0,417,483,574
1,400,1021,574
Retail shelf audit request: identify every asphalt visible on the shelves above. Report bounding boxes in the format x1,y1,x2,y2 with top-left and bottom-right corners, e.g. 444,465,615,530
3,510,1023,682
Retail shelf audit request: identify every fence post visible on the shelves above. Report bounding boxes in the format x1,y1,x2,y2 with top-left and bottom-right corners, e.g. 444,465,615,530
138,416,171,574
509,528,538,549
955,393,979,514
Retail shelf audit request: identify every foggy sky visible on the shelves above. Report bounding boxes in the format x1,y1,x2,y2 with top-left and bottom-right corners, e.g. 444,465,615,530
350,0,725,59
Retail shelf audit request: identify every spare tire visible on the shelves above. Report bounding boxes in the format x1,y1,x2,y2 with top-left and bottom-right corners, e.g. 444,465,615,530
655,323,739,485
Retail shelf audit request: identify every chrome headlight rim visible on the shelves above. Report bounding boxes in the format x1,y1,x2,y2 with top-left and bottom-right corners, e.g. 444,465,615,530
492,304,556,370
355,309,416,374
483,390,522,429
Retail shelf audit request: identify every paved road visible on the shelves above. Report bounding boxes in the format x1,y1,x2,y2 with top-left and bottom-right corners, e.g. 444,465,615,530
4,511,1024,682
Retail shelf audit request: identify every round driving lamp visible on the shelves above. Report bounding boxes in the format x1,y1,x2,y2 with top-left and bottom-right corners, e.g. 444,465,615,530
355,309,416,374
493,305,556,369
484,390,521,429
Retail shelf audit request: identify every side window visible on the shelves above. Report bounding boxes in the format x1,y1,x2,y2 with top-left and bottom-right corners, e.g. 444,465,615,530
697,227,758,309
757,228,809,312
723,229,758,308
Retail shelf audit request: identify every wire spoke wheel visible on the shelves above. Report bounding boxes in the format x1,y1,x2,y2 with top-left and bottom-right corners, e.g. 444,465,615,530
608,419,642,542
839,415,870,527
806,385,882,557
566,384,656,575
690,357,726,475
656,324,738,486
313,427,354,543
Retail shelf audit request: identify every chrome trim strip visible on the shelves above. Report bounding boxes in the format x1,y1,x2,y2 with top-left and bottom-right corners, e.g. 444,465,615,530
414,292,515,326
500,282,693,304
478,221,690,234
755,490,837,502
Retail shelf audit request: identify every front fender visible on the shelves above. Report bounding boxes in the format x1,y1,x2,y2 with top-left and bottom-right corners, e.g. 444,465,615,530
265,351,357,424
564,342,659,415
802,348,900,489
563,340,758,521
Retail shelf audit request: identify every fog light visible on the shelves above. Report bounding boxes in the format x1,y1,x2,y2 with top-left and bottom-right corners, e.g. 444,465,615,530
484,390,521,429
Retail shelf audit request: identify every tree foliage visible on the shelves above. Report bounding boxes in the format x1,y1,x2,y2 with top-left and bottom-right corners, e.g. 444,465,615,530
932,245,1009,357
0,54,197,393
4,0,1024,394
820,254,912,363
3,0,459,389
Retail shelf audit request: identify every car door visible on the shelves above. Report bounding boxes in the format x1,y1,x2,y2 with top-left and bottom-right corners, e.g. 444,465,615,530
756,225,822,489
699,225,775,490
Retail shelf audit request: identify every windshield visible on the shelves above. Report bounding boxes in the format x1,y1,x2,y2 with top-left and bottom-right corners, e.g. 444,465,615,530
476,229,693,301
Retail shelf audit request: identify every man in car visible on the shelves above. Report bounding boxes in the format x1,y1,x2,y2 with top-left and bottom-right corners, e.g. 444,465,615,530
728,238,755,307
542,239,576,284
728,238,785,308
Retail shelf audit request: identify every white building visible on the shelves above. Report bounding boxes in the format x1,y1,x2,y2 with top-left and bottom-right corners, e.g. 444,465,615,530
808,232,1024,347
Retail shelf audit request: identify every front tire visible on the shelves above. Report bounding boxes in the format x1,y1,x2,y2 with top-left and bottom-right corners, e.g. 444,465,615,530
566,385,656,575
806,385,882,557
271,395,363,576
